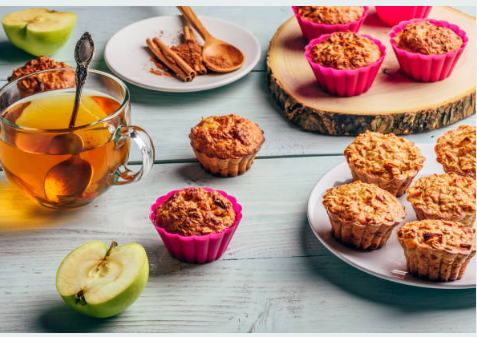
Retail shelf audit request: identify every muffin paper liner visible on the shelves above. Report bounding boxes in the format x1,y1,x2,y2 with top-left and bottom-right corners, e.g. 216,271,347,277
411,207,476,228
347,160,417,197
304,33,386,97
375,6,432,27
292,6,368,41
389,18,468,82
327,211,400,250
398,240,475,282
150,187,243,264
192,149,257,177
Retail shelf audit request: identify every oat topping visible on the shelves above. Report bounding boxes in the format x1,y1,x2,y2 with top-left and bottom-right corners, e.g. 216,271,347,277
8,56,74,97
406,173,476,217
397,220,475,252
344,131,425,179
322,181,406,226
297,6,364,25
394,21,463,55
155,187,236,236
190,114,264,159
435,125,476,179
309,32,381,70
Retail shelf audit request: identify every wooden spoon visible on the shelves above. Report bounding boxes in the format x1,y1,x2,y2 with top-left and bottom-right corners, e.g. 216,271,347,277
43,32,95,205
177,6,245,73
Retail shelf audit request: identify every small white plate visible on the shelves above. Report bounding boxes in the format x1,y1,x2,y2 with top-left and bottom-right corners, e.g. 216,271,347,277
104,15,261,93
307,144,476,289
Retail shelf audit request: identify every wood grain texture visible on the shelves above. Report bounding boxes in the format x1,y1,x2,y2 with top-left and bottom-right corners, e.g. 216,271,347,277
267,7,476,135
0,157,475,333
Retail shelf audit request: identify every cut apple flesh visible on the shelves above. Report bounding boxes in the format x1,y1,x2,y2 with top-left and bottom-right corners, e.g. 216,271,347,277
56,241,147,305
3,9,76,32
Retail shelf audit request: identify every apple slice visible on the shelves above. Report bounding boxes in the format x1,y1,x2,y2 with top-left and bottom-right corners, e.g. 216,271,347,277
56,241,149,318
2,8,77,56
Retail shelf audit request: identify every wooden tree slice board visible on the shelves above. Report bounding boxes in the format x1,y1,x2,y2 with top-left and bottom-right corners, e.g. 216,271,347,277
267,6,476,135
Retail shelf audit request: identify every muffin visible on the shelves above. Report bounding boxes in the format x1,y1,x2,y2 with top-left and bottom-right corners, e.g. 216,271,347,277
189,114,264,177
375,6,432,27
304,32,385,96
154,187,236,236
150,187,243,263
292,6,368,41
322,180,406,250
406,173,476,227
389,19,468,82
397,220,476,282
8,56,74,97
435,125,476,179
344,131,425,196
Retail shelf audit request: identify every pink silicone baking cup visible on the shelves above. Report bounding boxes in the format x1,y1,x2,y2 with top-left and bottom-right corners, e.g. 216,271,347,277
375,6,432,27
389,19,468,82
149,187,243,264
292,6,368,41
304,33,386,97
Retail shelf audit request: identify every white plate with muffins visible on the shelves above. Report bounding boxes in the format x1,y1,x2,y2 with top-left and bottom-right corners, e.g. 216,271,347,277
307,142,476,289
104,15,261,93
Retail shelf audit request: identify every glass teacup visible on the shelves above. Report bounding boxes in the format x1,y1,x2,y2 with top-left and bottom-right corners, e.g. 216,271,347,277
0,68,155,209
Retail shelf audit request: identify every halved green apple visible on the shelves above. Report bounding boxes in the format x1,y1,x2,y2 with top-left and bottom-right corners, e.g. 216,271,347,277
2,8,77,56
56,241,149,318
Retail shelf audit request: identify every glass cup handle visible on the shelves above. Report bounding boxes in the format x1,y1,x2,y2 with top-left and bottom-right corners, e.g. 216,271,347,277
113,125,155,185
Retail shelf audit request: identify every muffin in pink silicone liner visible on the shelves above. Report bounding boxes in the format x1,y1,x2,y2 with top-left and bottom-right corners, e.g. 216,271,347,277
375,6,432,27
149,187,242,264
292,6,368,41
390,19,468,82
304,31,386,97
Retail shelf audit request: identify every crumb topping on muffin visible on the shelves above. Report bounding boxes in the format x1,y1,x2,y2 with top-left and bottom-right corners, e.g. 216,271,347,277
397,220,475,252
435,125,476,179
155,187,236,236
406,173,476,217
310,32,381,69
394,21,463,55
322,180,406,226
190,114,264,159
296,6,364,25
344,131,425,179
8,56,74,97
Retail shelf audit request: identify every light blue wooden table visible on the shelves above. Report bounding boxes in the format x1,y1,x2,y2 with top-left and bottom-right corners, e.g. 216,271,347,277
0,6,475,333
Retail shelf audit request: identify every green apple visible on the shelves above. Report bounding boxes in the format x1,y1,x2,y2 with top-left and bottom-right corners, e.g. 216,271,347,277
56,241,149,318
2,8,77,56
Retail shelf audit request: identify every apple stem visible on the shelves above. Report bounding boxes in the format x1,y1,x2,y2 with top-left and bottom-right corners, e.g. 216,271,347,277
105,241,118,258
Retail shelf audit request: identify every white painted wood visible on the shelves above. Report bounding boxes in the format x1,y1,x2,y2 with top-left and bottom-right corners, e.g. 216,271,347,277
0,157,475,333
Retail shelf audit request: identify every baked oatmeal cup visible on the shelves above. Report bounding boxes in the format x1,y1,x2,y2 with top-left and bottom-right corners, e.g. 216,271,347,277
344,131,425,196
150,187,243,263
390,19,468,82
435,125,476,179
406,173,476,227
304,32,386,97
292,6,368,41
375,6,432,27
322,180,406,250
190,114,264,177
397,220,476,282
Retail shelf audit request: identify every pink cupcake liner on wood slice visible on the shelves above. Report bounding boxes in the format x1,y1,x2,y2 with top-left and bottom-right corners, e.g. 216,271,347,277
150,187,243,264
389,18,468,82
375,6,432,26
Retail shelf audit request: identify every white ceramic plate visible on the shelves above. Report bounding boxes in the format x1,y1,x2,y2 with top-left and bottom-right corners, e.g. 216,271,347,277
104,15,261,92
307,144,476,289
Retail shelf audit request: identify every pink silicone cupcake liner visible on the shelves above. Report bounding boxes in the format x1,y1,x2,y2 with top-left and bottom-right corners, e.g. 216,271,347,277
389,19,468,82
304,33,386,97
375,6,432,27
292,6,368,41
149,187,243,264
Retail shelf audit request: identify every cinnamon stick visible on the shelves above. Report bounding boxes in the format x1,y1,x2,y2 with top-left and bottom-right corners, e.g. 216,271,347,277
146,38,192,82
153,37,196,81
183,26,207,75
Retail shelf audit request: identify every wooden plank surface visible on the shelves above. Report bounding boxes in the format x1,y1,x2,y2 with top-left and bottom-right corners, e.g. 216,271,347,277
0,157,475,333
0,6,475,333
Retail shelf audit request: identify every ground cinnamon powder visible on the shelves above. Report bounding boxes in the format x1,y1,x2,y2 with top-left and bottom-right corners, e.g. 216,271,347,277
171,42,203,70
